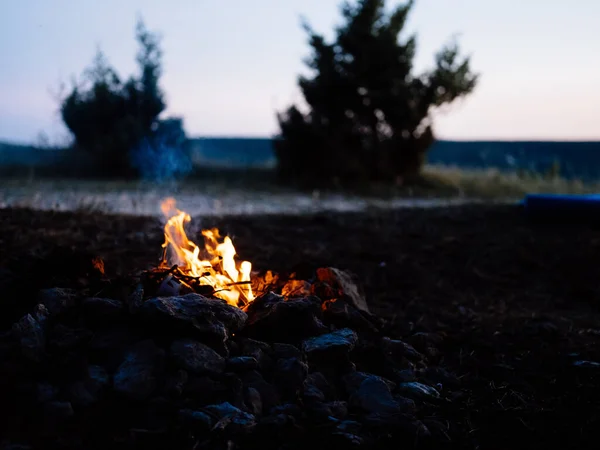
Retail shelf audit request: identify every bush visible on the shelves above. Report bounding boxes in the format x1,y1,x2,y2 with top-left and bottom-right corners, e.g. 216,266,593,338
275,0,479,187
60,19,187,178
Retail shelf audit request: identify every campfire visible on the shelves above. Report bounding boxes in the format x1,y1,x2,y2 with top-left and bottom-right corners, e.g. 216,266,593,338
155,198,254,306
3,199,457,450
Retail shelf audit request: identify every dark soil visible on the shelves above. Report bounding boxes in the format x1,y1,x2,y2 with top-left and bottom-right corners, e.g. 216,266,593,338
1,204,599,449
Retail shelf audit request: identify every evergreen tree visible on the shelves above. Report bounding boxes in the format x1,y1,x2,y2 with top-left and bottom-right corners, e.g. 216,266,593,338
275,0,478,186
60,18,171,176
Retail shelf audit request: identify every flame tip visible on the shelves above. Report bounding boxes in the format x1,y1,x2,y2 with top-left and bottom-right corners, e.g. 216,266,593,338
159,198,254,306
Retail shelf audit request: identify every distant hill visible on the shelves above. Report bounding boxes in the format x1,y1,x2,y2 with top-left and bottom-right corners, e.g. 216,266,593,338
2,137,600,180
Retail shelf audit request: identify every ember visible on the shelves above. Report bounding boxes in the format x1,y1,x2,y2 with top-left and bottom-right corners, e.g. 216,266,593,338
158,198,254,306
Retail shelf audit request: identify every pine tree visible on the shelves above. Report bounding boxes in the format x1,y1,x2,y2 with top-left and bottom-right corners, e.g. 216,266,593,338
275,0,478,186
60,18,169,176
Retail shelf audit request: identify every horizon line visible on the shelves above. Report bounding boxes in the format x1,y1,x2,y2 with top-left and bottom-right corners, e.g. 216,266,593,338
3,136,600,148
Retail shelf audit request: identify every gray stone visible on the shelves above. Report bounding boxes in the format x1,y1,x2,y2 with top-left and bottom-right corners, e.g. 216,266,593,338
68,365,109,407
205,402,256,433
11,314,45,363
36,382,59,403
140,294,247,332
82,297,124,321
243,294,328,342
302,328,358,356
179,408,213,429
398,381,441,401
244,387,262,416
350,376,414,415
274,357,308,398
44,401,74,424
170,339,225,375
227,356,259,372
272,343,302,359
37,288,77,317
343,371,395,395
113,340,164,400
381,337,424,362
573,360,600,368
165,369,188,397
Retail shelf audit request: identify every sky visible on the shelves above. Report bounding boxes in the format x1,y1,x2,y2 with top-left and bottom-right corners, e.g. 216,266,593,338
1,0,599,144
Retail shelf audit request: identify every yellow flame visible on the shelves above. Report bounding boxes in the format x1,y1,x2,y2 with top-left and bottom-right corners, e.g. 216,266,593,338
159,197,254,306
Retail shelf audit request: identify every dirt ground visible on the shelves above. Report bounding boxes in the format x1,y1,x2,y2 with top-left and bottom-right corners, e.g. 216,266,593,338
1,204,599,449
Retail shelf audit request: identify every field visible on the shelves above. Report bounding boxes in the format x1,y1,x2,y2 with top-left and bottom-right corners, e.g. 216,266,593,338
1,203,599,449
1,165,599,219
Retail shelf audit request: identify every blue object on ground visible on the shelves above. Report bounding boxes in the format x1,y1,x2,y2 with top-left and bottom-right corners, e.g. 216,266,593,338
522,193,600,222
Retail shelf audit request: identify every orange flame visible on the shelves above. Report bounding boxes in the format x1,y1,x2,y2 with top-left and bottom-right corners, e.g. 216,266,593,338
159,197,254,306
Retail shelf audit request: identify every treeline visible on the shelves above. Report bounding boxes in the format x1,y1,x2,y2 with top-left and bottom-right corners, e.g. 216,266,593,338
54,0,478,186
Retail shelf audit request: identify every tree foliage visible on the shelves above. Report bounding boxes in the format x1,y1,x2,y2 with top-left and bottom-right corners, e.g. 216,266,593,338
275,0,479,186
60,19,180,176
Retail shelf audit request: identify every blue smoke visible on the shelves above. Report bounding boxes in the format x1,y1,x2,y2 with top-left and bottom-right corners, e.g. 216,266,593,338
130,117,192,182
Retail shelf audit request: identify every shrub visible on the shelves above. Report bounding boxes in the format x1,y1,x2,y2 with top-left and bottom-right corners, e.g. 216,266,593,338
60,19,186,177
275,0,479,187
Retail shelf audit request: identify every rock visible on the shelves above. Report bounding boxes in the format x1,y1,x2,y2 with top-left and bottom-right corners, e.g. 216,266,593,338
36,382,59,403
394,368,417,383
68,365,109,407
87,364,109,387
397,382,441,401
244,387,262,416
350,376,414,415
337,420,362,434
238,338,273,371
573,360,600,368
270,403,302,417
11,314,45,363
140,294,247,332
322,298,379,332
68,381,97,407
302,381,325,403
81,297,124,322
48,324,92,351
164,369,188,398
240,371,280,412
303,328,358,357
222,373,245,409
423,418,452,441
381,337,424,362
37,288,77,317
179,408,213,430
44,401,74,424
205,402,256,434
418,367,460,389
227,356,259,372
113,340,165,400
343,372,396,395
127,282,145,314
363,413,429,436
88,327,138,352
274,357,308,399
170,339,225,376
272,343,302,359
31,304,49,327
243,293,328,342
305,401,339,423
327,400,348,419
329,432,364,447
313,267,370,313
406,332,443,353
184,376,229,405
88,327,139,370
305,372,335,400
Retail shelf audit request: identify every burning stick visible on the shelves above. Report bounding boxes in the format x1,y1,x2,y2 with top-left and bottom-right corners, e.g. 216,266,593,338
156,198,254,306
